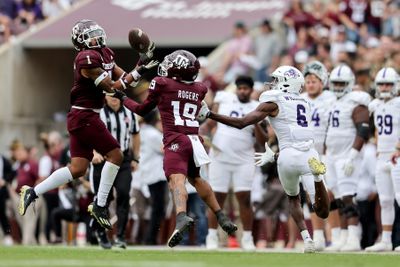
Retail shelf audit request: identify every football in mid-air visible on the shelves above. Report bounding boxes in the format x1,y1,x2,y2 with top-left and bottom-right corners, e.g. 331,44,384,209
128,28,150,53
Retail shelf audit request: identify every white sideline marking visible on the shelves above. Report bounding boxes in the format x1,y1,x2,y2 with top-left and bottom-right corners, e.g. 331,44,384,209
0,260,205,267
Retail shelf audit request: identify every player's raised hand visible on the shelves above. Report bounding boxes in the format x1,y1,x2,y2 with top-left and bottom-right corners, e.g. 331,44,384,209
139,41,156,63
197,101,210,121
254,142,275,166
137,59,159,75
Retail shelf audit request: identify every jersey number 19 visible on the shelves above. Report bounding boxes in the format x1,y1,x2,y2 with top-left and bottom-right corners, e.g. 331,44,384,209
171,101,199,127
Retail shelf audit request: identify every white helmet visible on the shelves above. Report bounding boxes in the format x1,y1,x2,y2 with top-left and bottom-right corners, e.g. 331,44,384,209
269,66,305,94
374,67,399,99
303,61,328,86
329,64,355,98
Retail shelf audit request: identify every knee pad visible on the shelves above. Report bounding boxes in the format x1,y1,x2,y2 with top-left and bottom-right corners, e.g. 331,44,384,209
330,198,343,211
341,201,359,219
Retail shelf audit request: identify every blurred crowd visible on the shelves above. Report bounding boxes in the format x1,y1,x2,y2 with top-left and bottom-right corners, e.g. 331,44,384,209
0,0,82,45
1,0,400,250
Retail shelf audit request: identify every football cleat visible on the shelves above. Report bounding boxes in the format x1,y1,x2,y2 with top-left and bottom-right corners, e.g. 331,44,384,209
340,238,361,252
88,202,112,230
241,235,256,251
365,242,392,252
167,214,194,248
96,229,112,249
314,236,326,251
114,237,127,249
18,186,38,216
308,158,326,176
394,245,400,251
303,239,316,253
217,212,238,235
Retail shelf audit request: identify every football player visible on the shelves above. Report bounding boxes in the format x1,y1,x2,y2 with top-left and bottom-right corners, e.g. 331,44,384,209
324,64,371,251
199,76,267,250
112,50,237,248
301,61,335,251
366,67,400,252
197,66,330,253
18,19,157,229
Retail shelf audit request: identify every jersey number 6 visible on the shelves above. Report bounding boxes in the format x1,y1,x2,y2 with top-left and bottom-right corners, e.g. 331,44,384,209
296,104,308,127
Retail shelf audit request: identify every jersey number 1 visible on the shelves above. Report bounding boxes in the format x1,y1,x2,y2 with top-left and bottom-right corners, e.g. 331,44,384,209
171,101,199,128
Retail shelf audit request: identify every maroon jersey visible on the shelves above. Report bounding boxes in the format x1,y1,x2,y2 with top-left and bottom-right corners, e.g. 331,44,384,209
71,47,115,109
124,76,208,144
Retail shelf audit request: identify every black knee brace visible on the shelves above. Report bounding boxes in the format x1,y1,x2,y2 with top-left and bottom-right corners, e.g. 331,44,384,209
330,199,343,211
341,202,359,219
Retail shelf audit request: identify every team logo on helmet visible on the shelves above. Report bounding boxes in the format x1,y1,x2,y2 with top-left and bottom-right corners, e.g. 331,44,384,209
173,55,190,69
284,68,299,79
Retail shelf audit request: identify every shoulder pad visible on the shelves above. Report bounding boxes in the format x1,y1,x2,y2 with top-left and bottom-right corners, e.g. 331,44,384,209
368,99,381,114
259,90,281,103
348,91,371,106
214,91,235,104
76,50,103,69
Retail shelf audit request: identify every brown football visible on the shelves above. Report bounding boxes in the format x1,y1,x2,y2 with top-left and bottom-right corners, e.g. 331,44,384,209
128,28,150,53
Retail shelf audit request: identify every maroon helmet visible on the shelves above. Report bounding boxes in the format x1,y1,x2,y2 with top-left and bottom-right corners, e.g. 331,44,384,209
158,50,200,82
71,19,107,51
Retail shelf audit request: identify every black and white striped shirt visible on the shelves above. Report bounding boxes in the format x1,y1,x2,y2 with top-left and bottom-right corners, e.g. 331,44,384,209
100,105,140,152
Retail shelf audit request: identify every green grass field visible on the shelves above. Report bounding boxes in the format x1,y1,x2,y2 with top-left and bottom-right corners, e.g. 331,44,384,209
0,246,399,267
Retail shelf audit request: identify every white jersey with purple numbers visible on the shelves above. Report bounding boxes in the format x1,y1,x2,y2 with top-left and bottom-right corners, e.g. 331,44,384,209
325,91,371,158
301,90,336,154
211,91,259,164
369,97,400,154
259,90,314,151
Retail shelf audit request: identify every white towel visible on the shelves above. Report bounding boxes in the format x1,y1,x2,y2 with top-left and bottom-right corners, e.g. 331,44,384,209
187,135,211,167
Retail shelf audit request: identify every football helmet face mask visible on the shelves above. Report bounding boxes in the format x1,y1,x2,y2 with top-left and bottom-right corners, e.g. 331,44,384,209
158,50,200,82
71,20,107,51
329,64,355,98
267,66,305,94
303,60,328,86
374,67,399,100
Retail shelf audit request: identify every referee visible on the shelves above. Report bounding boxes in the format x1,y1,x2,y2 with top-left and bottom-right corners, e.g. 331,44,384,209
90,95,140,249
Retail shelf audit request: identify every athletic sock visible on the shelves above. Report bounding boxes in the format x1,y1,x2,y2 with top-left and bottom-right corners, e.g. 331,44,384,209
313,229,325,240
314,175,323,182
208,228,217,237
97,161,120,207
381,231,392,244
34,167,73,195
331,227,341,243
348,225,358,239
242,231,252,240
300,230,312,242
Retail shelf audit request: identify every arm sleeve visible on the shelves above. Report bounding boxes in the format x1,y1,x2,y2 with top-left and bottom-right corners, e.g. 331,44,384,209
123,78,161,116
130,113,140,134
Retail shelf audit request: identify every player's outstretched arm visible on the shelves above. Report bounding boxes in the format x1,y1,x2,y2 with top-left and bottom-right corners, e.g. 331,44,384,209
208,102,277,129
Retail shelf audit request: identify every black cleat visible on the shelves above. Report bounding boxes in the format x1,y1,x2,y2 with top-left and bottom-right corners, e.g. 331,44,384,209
96,229,112,249
167,213,194,248
88,202,112,230
19,186,38,216
114,237,127,249
217,211,238,235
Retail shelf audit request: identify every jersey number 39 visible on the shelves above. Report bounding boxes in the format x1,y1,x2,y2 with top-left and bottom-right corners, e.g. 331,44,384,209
171,101,199,127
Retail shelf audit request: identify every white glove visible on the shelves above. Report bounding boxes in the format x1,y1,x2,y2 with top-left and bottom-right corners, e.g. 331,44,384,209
382,161,393,172
342,148,359,176
254,143,276,167
197,100,210,121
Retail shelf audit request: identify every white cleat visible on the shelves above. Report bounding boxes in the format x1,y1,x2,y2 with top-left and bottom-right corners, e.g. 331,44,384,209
206,233,219,250
325,242,343,252
394,245,400,252
241,235,256,251
3,235,13,246
314,237,326,251
340,239,361,252
365,242,392,252
303,240,316,253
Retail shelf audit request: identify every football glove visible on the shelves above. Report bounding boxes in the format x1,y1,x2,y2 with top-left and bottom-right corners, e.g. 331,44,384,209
139,41,155,64
342,148,359,176
254,143,276,167
137,59,159,75
110,89,127,102
196,101,210,121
